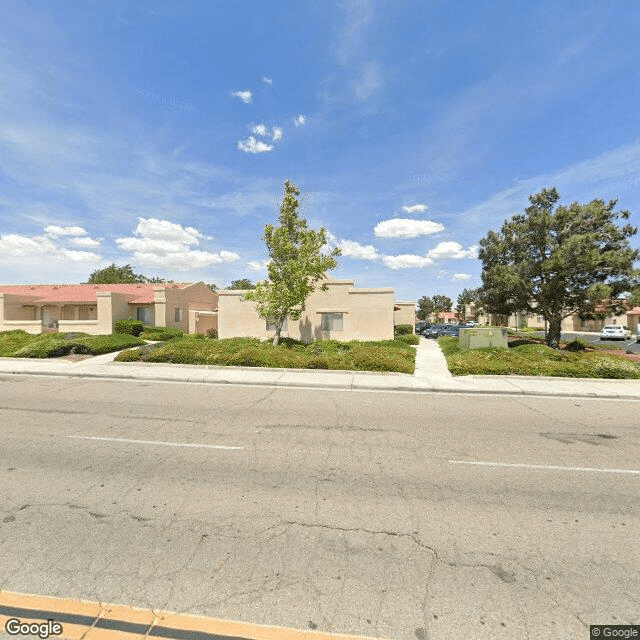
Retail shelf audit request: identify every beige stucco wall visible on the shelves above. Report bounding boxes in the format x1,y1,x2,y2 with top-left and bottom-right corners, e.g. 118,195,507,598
158,282,218,332
58,320,100,333
393,302,416,330
0,293,39,326
218,280,395,343
96,292,134,334
188,310,218,334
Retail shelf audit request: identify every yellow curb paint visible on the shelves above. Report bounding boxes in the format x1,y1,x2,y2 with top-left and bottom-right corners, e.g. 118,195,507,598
98,602,157,626
0,591,387,640
0,591,102,618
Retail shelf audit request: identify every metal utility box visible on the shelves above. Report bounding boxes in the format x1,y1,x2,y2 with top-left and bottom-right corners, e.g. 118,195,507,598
459,327,508,350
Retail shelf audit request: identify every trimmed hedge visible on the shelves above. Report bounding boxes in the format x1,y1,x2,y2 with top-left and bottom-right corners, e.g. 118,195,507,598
12,333,145,358
394,324,413,335
114,319,144,336
139,326,184,341
395,334,420,345
113,336,416,373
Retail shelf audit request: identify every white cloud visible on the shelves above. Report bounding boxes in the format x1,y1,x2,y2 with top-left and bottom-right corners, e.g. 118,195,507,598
374,218,445,238
115,217,238,271
0,232,101,263
401,203,428,214
231,90,252,104
0,234,56,256
44,225,88,237
68,236,101,248
294,114,307,127
427,242,479,260
250,123,268,136
382,254,433,270
237,136,273,154
133,250,239,270
261,76,273,85
272,127,283,142
248,259,270,272
452,273,472,281
133,217,202,244
338,239,379,260
61,249,101,262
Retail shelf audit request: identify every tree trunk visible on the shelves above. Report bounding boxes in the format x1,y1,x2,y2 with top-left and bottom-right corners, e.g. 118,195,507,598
546,314,562,349
272,311,286,347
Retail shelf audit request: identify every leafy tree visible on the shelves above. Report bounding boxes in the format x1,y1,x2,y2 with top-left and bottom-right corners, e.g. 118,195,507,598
479,187,638,348
416,295,435,320
86,263,164,284
432,294,453,320
227,278,256,290
243,180,341,346
455,287,481,320
207,283,219,291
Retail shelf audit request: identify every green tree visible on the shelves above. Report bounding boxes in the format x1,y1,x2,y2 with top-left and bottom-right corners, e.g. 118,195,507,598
479,187,638,348
432,294,453,320
86,263,165,284
416,295,435,320
243,180,341,346
227,278,256,290
455,287,481,320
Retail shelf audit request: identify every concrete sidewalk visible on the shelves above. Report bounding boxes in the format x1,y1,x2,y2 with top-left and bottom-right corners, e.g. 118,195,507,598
0,338,638,400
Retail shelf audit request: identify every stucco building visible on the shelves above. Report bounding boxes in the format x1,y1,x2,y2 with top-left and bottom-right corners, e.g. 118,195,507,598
0,278,413,343
0,282,218,335
218,279,408,343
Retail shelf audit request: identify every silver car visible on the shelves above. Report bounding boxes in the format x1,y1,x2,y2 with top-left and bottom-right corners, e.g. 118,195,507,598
600,325,631,340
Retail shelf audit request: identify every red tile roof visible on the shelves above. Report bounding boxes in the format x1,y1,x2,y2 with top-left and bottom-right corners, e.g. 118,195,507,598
0,283,190,304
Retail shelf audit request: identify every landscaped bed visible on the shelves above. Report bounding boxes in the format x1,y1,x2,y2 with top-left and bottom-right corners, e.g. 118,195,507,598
0,330,146,358
115,335,417,374
439,335,640,379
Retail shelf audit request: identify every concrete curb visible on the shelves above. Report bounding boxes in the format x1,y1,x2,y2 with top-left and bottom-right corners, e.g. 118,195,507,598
1,367,638,400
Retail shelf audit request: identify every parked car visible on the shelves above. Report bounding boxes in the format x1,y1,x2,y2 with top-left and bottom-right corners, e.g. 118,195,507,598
600,325,631,340
423,324,447,338
437,324,462,338
415,321,430,333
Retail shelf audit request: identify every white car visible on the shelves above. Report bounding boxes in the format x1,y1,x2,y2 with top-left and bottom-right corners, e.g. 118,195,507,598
600,325,631,340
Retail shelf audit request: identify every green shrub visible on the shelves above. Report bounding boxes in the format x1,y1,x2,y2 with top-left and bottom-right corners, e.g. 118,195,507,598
306,356,330,369
395,334,420,345
114,319,144,336
139,326,184,341
0,330,36,357
394,324,413,336
115,348,143,362
206,328,218,339
564,339,588,352
12,333,144,358
588,359,640,379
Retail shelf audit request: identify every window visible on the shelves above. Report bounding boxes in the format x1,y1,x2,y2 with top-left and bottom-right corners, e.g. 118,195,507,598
536,316,544,323
137,307,154,324
321,313,343,331
174,308,184,323
266,317,287,331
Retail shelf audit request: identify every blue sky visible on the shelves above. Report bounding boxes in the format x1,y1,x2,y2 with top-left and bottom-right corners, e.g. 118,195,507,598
1,1,639,303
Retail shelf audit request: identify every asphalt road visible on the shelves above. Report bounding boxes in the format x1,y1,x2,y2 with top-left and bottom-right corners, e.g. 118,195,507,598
1,376,639,639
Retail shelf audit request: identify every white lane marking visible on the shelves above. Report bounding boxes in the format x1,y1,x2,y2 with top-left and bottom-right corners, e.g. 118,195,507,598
67,435,243,450
449,460,640,475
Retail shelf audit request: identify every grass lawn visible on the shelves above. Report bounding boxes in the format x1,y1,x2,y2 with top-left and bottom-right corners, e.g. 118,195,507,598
115,335,417,374
439,336,640,379
0,330,146,358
